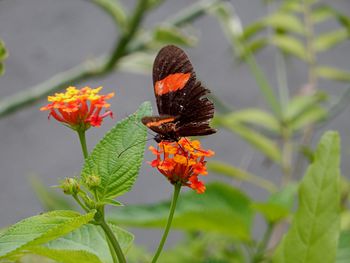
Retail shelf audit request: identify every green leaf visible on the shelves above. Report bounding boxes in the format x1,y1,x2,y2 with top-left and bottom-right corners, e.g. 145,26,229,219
238,38,268,58
109,182,253,241
16,254,55,263
0,40,8,76
337,231,350,263
27,247,101,263
270,35,307,61
316,66,350,82
221,108,280,133
338,14,350,35
92,0,127,30
213,115,282,163
283,92,327,124
0,210,95,259
280,1,303,13
0,41,7,61
28,223,133,263
264,13,305,34
290,106,327,131
311,5,336,24
240,22,265,41
0,63,4,76
207,93,233,114
153,26,197,46
311,5,350,34
159,233,245,263
252,184,297,223
299,145,314,163
207,160,277,193
273,131,341,263
118,52,154,74
145,0,165,10
127,245,151,263
97,199,124,207
314,29,348,52
81,102,152,201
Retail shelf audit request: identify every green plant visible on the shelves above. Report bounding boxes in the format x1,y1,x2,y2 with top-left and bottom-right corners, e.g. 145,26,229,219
0,0,349,262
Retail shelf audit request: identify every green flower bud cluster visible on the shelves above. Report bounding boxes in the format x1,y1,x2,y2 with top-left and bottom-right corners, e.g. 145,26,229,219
61,177,80,195
85,175,101,189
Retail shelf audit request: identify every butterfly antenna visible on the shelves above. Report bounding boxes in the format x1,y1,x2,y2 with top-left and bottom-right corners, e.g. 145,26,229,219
117,137,154,158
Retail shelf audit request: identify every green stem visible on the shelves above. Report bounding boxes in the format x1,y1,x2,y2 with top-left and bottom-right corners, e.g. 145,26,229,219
276,52,289,113
103,0,149,72
216,2,280,118
244,51,281,119
73,194,90,213
98,213,126,263
77,130,88,159
302,0,317,89
294,0,318,178
281,127,292,185
253,223,274,263
106,237,119,263
152,183,181,263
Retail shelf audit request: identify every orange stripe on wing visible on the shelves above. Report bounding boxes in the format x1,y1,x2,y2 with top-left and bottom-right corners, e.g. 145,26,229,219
146,117,175,127
155,73,191,95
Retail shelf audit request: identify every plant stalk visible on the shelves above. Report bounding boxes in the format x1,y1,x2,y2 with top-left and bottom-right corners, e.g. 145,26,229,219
73,194,90,213
294,0,319,177
77,130,89,159
106,237,119,263
103,0,149,72
303,0,317,89
281,127,293,185
253,223,274,263
99,218,126,263
151,183,181,263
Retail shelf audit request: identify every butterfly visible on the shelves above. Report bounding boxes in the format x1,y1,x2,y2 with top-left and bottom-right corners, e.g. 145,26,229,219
142,45,216,142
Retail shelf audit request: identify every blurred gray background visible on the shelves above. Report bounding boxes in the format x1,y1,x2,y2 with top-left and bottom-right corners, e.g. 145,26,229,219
0,0,350,248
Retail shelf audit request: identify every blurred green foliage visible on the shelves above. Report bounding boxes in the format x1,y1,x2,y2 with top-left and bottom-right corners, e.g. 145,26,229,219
0,40,7,76
1,0,350,262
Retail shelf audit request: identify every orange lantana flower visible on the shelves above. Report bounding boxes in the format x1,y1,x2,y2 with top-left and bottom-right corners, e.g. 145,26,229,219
40,86,114,130
149,138,215,193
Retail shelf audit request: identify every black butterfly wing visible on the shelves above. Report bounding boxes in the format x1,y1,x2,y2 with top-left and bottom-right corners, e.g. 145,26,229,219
175,81,216,136
153,45,195,116
152,45,216,137
141,115,176,136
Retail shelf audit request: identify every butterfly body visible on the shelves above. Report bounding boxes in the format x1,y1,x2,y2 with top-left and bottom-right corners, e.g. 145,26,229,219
142,45,216,142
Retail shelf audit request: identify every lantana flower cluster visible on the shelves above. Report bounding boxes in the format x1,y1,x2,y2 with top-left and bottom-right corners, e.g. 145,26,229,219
40,86,114,130
149,138,215,193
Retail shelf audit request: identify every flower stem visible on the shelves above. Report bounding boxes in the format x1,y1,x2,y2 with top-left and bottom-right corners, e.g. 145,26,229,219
106,237,119,263
77,129,123,263
152,183,181,263
77,130,88,159
98,214,126,263
73,194,89,213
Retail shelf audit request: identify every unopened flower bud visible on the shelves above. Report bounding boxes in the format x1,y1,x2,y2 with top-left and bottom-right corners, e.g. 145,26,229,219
85,175,101,189
61,178,80,195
